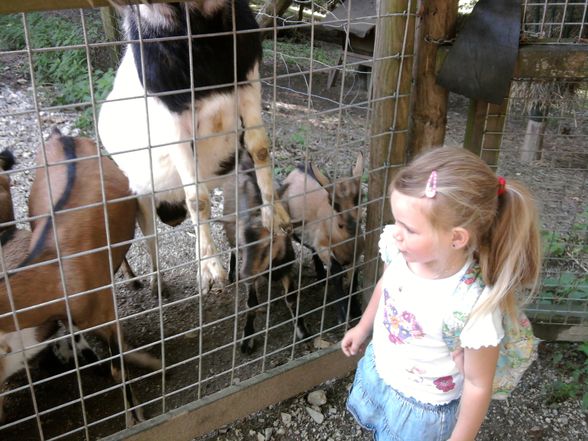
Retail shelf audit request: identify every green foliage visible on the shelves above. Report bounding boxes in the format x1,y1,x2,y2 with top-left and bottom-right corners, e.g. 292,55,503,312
75,67,115,133
545,342,588,411
0,12,115,131
290,127,309,147
273,164,296,179
541,208,588,303
263,38,338,70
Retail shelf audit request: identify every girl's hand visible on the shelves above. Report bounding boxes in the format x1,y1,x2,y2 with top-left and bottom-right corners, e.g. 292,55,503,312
341,326,369,357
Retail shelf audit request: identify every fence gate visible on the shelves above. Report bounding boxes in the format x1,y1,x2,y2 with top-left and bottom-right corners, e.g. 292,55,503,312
0,1,586,441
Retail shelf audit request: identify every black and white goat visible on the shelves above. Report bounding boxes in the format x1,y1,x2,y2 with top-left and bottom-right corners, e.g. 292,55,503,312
222,150,308,354
98,1,290,296
281,154,364,324
0,130,160,425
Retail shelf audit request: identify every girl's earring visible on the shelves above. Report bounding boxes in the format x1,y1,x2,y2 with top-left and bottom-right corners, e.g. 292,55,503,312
451,243,456,248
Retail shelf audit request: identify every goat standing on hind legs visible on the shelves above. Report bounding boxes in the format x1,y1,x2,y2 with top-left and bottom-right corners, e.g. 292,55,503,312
281,153,365,324
98,1,291,297
0,130,161,426
222,150,309,354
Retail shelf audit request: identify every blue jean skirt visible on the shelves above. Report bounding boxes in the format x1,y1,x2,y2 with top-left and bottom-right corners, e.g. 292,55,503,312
347,343,459,441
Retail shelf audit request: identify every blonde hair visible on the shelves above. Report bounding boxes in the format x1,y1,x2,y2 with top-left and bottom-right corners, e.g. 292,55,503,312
389,147,542,320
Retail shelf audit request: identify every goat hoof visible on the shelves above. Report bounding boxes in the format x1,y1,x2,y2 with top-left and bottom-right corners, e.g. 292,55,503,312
199,257,227,294
240,338,255,355
126,407,145,427
130,279,144,290
150,279,169,298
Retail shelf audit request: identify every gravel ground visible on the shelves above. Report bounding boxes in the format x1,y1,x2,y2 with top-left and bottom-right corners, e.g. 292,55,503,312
195,341,587,441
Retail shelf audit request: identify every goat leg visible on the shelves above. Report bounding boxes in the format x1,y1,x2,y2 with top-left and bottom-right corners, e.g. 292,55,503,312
107,332,145,426
281,276,309,341
238,69,291,236
240,282,258,354
120,257,143,290
312,253,327,281
137,197,168,298
228,252,237,284
330,259,352,324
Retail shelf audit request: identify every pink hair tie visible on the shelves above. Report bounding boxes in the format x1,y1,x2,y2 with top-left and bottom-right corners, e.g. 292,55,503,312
425,170,437,198
497,176,507,196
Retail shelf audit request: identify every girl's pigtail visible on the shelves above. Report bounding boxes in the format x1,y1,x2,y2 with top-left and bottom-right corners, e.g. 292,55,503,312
478,180,542,320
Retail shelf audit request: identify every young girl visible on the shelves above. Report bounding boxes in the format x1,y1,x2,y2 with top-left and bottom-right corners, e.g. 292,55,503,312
341,147,542,441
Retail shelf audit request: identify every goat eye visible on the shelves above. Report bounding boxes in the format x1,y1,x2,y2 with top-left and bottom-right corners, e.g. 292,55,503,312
338,223,345,229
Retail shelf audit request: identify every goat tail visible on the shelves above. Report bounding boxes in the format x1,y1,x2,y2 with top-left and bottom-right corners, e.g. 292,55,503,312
18,133,78,269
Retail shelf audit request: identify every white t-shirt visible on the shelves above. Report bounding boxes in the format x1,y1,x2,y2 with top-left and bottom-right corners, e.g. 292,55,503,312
372,225,504,405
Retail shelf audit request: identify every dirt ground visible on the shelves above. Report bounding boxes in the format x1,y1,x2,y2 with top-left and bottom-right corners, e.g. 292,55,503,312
0,34,586,441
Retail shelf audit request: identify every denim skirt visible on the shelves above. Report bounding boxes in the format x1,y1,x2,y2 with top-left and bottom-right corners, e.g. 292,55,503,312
347,343,459,441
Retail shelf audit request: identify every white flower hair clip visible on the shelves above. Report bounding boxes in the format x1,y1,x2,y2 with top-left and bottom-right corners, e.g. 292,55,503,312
425,170,437,198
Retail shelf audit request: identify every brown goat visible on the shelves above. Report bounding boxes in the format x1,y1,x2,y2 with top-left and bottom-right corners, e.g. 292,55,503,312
280,153,364,324
222,150,308,354
0,148,103,424
0,129,160,424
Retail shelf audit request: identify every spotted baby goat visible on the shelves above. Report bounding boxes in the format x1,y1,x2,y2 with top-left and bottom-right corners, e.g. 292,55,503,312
98,0,290,297
0,130,160,425
222,150,308,354
281,154,364,324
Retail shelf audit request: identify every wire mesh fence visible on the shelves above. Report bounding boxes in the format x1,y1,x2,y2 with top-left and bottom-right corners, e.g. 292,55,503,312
498,78,588,327
0,2,384,439
522,0,587,41
0,1,586,440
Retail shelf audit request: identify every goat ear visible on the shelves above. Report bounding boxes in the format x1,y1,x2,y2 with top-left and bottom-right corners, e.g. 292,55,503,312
290,218,304,229
352,152,364,178
276,182,289,201
310,163,335,204
50,127,62,139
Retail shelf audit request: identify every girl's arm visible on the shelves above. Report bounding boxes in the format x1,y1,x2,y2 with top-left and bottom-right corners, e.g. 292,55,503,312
341,267,386,356
448,345,499,441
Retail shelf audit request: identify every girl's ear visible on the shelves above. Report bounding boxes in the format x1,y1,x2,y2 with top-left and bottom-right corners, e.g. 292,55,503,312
451,227,470,250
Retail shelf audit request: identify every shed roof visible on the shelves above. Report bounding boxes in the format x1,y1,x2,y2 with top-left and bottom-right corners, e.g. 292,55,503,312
323,0,377,38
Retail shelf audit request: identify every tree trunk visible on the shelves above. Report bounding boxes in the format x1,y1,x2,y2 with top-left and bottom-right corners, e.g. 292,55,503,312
521,102,548,162
407,0,458,156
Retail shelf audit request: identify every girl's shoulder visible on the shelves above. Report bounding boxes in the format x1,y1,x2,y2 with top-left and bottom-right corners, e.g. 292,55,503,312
378,224,398,265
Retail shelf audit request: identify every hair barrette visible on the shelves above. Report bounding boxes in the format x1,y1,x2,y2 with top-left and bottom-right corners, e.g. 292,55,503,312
425,170,437,198
497,176,506,196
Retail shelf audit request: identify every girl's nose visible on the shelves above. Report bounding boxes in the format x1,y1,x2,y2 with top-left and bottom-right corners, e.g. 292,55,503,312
391,224,402,241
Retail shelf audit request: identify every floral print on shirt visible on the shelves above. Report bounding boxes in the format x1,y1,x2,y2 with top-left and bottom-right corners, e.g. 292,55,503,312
382,287,424,344
433,375,456,392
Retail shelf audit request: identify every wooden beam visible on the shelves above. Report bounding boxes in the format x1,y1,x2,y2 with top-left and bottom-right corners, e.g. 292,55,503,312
514,44,588,79
257,0,294,29
0,0,179,15
408,0,458,155
436,44,588,80
364,0,416,291
100,346,360,441
532,324,588,342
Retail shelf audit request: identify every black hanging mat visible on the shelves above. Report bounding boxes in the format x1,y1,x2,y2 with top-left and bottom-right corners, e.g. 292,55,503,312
436,0,521,104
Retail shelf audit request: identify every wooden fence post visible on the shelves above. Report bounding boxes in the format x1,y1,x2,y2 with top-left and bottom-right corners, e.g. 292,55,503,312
463,97,509,169
364,0,416,294
100,6,120,68
408,0,458,155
